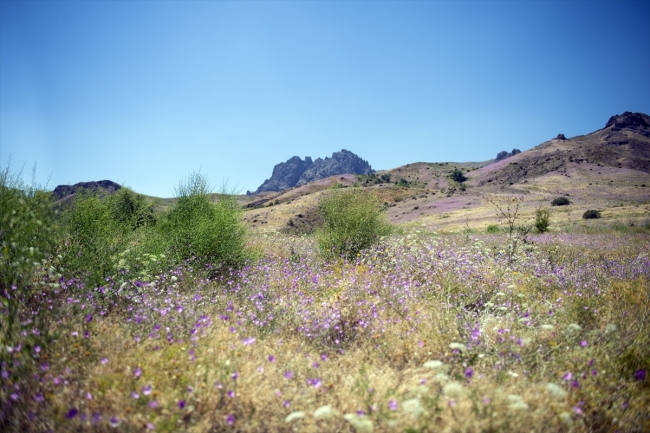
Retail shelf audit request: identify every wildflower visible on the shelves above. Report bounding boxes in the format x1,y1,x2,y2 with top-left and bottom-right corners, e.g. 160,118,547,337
134,367,142,378
635,369,646,381
314,405,339,419
508,395,529,410
449,342,466,352
423,360,445,369
148,400,159,408
464,367,474,379
34,346,41,354
131,392,139,399
562,372,573,381
312,362,319,368
546,383,567,398
402,398,424,416
443,381,465,397
146,423,155,430
232,371,239,381
227,390,235,398
86,392,92,400
284,370,294,379
573,405,583,415
285,411,305,423
307,377,322,388
178,400,185,409
226,414,235,425
109,416,120,428
320,353,328,361
388,400,398,410
268,355,276,362
40,363,49,371
580,340,588,348
283,400,291,408
66,408,78,419
242,337,256,345
101,357,108,365
85,314,93,323
142,385,152,396
570,380,581,388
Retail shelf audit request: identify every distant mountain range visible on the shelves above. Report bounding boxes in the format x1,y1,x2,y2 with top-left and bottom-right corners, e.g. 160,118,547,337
248,149,374,195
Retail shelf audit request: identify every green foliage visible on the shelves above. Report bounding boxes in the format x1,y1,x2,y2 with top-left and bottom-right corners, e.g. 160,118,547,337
0,164,59,346
61,192,129,288
107,187,156,230
448,168,467,183
534,207,551,233
485,224,501,234
316,188,391,260
161,173,247,268
583,209,601,219
551,196,570,206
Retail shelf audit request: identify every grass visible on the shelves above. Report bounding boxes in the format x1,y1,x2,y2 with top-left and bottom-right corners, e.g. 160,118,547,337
2,230,650,432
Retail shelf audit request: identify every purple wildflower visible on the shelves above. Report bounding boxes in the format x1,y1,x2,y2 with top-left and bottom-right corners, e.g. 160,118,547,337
226,414,235,425
85,314,93,323
227,390,235,398
562,372,573,381
465,367,474,379
635,369,646,381
388,400,398,410
134,367,142,378
580,340,588,348
148,401,159,408
232,371,239,381
268,355,276,362
242,337,256,345
66,408,78,419
284,370,294,379
109,416,120,428
142,385,152,396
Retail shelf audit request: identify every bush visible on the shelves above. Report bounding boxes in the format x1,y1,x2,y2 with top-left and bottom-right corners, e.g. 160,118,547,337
316,188,391,260
583,209,602,219
486,224,501,234
551,196,570,206
534,207,551,233
448,168,467,183
161,173,246,268
107,187,156,230
0,165,59,345
61,192,130,288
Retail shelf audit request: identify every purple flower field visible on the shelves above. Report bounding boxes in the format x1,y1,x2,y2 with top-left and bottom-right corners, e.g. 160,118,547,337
2,232,649,432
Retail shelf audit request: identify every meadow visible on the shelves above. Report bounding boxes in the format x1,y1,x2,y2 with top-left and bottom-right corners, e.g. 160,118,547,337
1,169,649,432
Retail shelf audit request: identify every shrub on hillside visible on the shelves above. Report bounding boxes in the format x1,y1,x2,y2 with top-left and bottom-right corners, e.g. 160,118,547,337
534,207,551,233
583,209,602,219
316,188,391,260
107,187,156,230
448,168,467,183
161,173,246,268
486,224,501,234
551,196,570,206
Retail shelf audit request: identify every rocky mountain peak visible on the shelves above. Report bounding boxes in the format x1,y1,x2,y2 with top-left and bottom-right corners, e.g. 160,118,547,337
52,180,122,201
251,149,373,194
604,111,650,135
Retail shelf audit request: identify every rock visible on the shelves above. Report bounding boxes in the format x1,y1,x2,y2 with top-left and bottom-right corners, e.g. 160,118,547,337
253,149,373,194
51,180,121,201
556,134,567,140
496,149,522,161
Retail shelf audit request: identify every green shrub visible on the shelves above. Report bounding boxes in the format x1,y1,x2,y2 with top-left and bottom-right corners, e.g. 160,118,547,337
107,187,156,230
448,168,467,183
60,192,129,288
534,207,551,233
486,224,501,234
551,196,570,206
0,165,59,345
316,188,391,260
583,209,601,219
161,173,247,269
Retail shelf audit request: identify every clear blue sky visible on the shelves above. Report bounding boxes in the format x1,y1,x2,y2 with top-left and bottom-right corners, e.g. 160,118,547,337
1,1,649,197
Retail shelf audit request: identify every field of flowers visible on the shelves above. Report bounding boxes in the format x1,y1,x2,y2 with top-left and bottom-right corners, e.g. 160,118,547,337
2,230,649,432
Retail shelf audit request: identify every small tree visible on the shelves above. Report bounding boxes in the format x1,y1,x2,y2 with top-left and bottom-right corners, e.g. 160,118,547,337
534,207,551,233
485,196,531,263
317,188,391,260
449,168,467,183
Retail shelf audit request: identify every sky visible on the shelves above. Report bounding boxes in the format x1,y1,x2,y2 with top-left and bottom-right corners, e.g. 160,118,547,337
1,1,649,197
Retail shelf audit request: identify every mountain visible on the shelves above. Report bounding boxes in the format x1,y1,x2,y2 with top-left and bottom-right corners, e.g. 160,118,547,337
51,180,122,202
250,149,373,194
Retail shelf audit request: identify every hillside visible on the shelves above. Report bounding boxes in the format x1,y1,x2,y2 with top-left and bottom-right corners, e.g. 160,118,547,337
242,112,650,233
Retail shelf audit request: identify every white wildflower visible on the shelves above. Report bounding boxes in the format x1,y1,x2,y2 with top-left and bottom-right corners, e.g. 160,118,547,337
314,405,339,419
442,381,465,397
343,414,374,432
507,395,529,410
540,324,554,330
423,360,445,370
285,411,305,423
433,373,450,384
449,342,466,352
545,383,567,399
559,412,573,426
402,398,424,416
566,323,582,332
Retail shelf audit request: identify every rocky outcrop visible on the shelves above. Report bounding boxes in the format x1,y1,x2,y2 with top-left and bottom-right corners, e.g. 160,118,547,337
252,149,373,194
604,111,650,137
52,180,121,201
495,149,522,161
556,134,567,140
